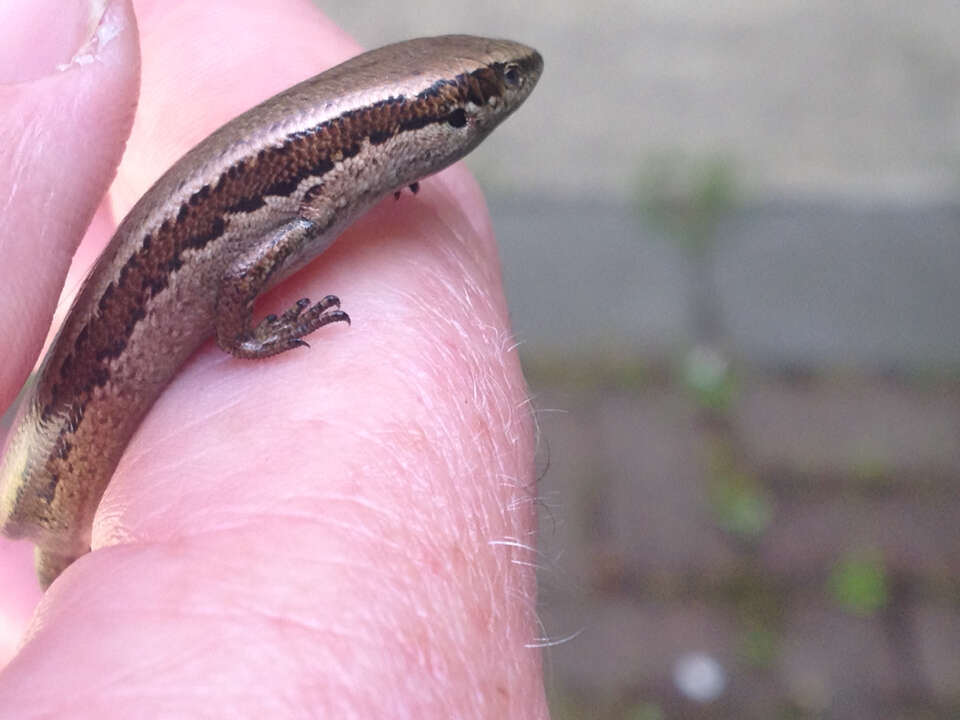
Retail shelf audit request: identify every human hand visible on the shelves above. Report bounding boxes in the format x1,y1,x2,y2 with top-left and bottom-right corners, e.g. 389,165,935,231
0,1,545,716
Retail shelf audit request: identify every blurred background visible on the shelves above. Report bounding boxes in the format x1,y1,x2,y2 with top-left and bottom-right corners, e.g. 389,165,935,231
320,1,960,718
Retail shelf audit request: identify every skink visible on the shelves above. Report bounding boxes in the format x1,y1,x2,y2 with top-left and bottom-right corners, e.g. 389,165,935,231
0,35,543,588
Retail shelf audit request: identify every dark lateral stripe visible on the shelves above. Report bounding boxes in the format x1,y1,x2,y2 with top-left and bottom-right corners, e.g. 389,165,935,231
42,62,512,429
369,130,391,145
164,254,184,274
54,437,71,460
399,114,434,133
260,177,301,198
261,156,335,198
38,473,59,503
226,195,267,214
185,216,226,250
94,337,127,364
189,184,210,206
97,282,115,312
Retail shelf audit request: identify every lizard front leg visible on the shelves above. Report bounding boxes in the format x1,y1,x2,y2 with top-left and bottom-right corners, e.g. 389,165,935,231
215,218,350,359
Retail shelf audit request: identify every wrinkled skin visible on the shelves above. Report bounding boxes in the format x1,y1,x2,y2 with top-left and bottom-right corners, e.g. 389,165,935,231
0,1,546,717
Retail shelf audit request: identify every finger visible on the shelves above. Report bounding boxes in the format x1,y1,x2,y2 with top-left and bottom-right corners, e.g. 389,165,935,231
0,538,38,666
2,2,545,715
0,0,139,411
110,0,354,216
0,0,138,661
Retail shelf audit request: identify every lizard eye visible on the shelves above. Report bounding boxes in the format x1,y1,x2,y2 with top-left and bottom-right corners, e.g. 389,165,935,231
503,63,522,88
447,108,468,128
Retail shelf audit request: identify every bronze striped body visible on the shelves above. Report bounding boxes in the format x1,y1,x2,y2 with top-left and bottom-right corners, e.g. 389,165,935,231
0,35,543,588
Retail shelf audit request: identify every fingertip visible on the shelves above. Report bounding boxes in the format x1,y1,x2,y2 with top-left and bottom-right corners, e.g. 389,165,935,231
0,0,132,82
0,538,41,669
115,0,357,210
0,0,139,411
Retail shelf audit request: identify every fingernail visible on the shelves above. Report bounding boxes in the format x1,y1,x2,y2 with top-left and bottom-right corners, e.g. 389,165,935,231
0,0,126,83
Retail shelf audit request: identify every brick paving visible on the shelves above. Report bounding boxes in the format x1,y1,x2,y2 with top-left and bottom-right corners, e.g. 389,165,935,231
534,365,960,719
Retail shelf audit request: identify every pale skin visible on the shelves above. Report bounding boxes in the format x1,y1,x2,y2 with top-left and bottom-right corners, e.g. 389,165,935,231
0,0,546,717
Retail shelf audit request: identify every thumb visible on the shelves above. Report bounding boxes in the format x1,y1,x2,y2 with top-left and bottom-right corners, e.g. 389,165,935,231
0,0,139,665
0,0,140,411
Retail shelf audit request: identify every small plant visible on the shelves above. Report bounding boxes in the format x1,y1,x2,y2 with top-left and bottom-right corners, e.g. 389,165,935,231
635,150,741,347
635,151,739,255
682,345,737,412
706,441,772,538
740,622,779,668
626,702,665,720
708,467,772,539
828,549,888,616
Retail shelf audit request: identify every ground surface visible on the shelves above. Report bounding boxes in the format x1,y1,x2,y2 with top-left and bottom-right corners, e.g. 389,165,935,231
531,361,960,718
